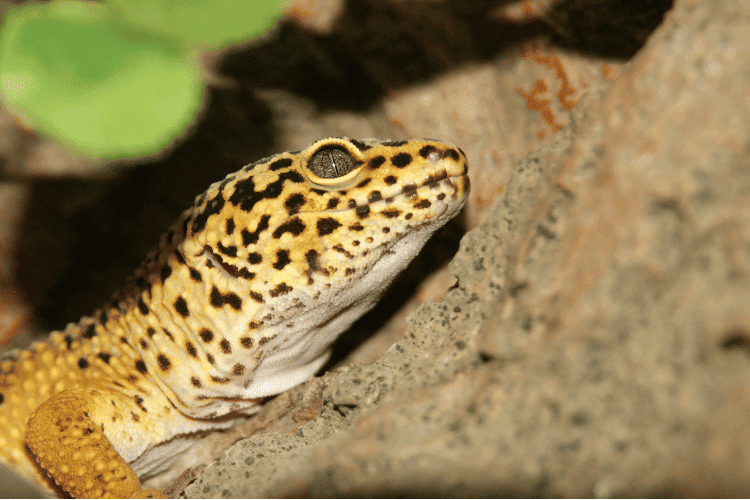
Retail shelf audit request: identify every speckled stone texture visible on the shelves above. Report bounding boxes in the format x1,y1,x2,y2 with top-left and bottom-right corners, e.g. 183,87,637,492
185,0,750,497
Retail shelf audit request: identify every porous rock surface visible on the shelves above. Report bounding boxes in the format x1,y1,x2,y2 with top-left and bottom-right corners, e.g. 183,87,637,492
186,0,750,497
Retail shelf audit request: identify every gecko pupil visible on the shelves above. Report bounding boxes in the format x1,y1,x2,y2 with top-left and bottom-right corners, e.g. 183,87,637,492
308,146,359,179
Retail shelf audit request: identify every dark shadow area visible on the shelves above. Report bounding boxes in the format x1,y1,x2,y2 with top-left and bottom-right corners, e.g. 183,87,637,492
545,0,675,59
15,86,278,328
221,0,540,112
14,0,672,334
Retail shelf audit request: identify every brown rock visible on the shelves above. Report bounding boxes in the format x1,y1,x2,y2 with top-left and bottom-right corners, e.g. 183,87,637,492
186,0,750,497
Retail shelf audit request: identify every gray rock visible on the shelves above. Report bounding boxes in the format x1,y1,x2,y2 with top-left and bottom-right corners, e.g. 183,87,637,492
187,0,750,497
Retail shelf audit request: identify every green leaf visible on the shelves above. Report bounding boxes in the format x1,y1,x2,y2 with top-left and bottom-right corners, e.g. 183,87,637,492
108,0,288,49
0,1,204,160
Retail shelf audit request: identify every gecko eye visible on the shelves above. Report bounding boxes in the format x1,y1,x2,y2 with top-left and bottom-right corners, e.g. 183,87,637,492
307,146,360,179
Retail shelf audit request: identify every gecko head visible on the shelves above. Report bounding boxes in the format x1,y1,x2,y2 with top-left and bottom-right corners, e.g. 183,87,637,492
183,137,469,302
166,138,469,409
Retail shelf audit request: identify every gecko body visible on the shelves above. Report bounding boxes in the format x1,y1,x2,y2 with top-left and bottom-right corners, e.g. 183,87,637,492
0,137,470,497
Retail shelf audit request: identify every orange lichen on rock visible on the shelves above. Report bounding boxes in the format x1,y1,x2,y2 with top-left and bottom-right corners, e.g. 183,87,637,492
517,45,582,138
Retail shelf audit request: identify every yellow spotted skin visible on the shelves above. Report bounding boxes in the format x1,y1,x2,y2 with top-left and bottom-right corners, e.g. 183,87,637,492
0,138,470,498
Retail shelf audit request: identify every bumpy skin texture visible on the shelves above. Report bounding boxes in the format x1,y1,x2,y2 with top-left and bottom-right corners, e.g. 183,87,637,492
0,138,470,498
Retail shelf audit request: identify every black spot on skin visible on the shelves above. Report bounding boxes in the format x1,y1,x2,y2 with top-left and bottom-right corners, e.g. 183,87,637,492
135,360,148,374
445,149,460,161
243,155,274,172
0,394,3,405
438,193,446,200
229,171,304,214
174,296,189,318
327,198,339,209
345,268,355,276
226,218,235,235
269,157,293,171
64,335,73,350
242,215,271,246
191,377,202,388
368,156,386,169
419,144,438,158
207,353,215,365
199,328,214,343
210,286,243,310
249,320,262,329
189,267,203,282
272,217,306,239
428,169,448,185
384,175,397,185
98,353,111,364
348,199,357,209
383,227,390,233
352,240,360,246
120,336,130,346
137,297,149,316
192,193,225,233
368,191,382,203
132,412,140,422
233,363,245,376
414,199,432,209
381,208,401,218
356,178,371,188
273,249,292,270
258,337,271,346
317,217,342,236
140,339,148,349
78,358,89,369
306,249,321,273
205,247,255,280
174,250,186,265
391,153,412,168
203,246,255,280
162,329,174,341
181,215,191,239
285,193,306,215
241,337,253,348
403,183,418,199
157,354,171,372
219,339,232,354
186,342,198,358
270,283,293,297
211,376,230,384
382,140,407,147
134,396,147,412
147,327,156,338
82,324,97,339
247,252,263,264
350,139,372,151
349,223,365,231
356,205,370,218
217,242,238,257
405,213,413,220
